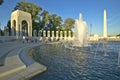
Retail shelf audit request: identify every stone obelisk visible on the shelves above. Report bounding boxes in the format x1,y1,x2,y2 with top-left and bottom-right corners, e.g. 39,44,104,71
103,9,107,38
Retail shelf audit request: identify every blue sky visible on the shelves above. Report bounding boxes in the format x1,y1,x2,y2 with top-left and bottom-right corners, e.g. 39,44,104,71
0,0,120,36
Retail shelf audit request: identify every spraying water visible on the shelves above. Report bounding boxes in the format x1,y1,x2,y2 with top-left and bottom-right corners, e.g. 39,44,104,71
73,13,88,47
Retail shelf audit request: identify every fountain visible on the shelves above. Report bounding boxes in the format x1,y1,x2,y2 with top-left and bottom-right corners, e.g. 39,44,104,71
72,13,88,47
29,13,120,80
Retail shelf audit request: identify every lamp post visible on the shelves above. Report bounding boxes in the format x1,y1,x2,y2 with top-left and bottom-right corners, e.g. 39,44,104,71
90,24,92,36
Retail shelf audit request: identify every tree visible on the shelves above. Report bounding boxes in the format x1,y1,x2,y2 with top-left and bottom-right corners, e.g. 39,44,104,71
40,10,49,30
0,0,3,5
7,20,11,36
116,34,120,37
47,14,63,31
13,1,42,35
64,18,75,31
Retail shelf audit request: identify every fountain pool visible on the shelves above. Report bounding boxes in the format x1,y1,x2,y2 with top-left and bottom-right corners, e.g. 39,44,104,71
29,41,120,80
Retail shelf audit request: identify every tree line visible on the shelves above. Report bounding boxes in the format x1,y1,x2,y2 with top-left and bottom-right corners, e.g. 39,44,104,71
6,1,75,36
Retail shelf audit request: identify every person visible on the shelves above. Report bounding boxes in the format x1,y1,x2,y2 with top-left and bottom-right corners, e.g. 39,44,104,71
26,37,28,43
35,38,37,43
46,37,48,43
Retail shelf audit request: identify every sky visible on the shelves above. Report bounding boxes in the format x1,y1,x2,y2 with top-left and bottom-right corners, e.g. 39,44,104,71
0,0,120,36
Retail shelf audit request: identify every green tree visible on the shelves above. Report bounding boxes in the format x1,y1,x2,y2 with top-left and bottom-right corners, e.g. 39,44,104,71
64,18,75,31
116,34,120,37
7,20,11,36
0,0,3,5
13,1,42,35
47,14,63,31
40,10,49,30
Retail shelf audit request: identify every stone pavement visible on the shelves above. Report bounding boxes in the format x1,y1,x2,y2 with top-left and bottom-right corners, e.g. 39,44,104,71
0,40,29,65
0,40,47,80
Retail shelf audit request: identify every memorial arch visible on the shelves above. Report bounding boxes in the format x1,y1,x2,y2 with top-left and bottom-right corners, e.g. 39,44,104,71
11,10,32,39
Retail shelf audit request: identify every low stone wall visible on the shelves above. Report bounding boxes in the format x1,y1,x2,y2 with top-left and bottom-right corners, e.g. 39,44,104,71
0,36,16,42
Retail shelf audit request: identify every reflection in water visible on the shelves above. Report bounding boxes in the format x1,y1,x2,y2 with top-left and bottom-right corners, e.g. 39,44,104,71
29,42,120,80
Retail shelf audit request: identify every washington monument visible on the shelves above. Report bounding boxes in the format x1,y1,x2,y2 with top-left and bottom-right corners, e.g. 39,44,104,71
103,9,107,38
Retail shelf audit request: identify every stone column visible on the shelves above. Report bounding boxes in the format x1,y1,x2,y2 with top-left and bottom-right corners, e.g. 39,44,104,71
5,27,9,36
60,31,63,40
38,30,42,42
51,31,54,41
42,30,46,42
64,31,67,40
33,30,37,37
4,27,7,36
47,30,50,38
19,23,22,37
43,30,46,37
11,20,14,36
68,31,71,40
16,19,19,38
38,30,41,37
28,21,32,37
56,31,58,40
25,27,26,37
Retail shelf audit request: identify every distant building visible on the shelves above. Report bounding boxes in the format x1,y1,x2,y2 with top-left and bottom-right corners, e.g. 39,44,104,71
88,34,99,41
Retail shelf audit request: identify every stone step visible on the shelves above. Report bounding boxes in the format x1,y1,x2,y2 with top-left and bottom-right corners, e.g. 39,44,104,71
2,63,46,80
0,45,28,78
0,55,26,78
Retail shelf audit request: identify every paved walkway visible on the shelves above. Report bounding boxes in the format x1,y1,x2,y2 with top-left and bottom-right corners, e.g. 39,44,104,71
0,40,47,80
0,40,30,65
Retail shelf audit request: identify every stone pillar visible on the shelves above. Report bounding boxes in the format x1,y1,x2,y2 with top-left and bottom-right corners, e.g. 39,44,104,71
18,24,20,37
38,30,42,42
4,27,9,36
42,30,46,42
43,30,46,37
38,30,41,37
4,27,7,36
28,21,32,37
60,31,63,40
16,19,19,38
19,23,21,37
47,30,50,38
52,31,54,37
68,31,71,40
24,27,26,37
11,20,14,36
33,30,37,37
56,31,58,40
64,31,67,40
51,31,54,41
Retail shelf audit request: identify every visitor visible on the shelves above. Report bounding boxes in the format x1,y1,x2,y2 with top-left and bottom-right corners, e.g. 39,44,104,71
46,37,48,43
22,39,25,43
35,38,37,43
26,37,28,43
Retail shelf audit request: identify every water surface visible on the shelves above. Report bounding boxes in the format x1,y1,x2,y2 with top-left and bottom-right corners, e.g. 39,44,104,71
30,42,120,80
